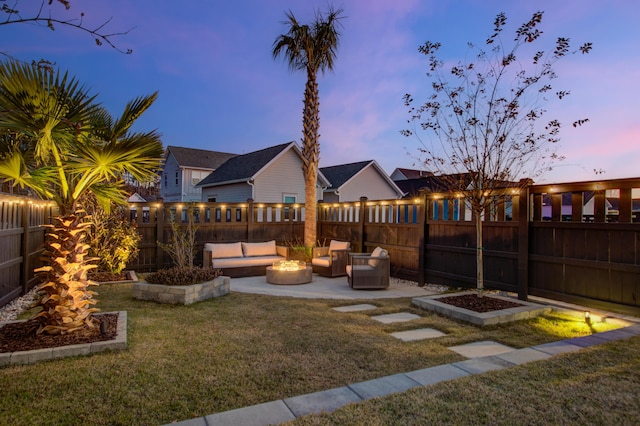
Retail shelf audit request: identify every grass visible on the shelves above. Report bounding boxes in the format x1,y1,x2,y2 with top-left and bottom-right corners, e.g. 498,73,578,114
0,283,634,425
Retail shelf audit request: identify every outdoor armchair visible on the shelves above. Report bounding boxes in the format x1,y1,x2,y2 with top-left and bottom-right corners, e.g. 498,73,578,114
346,247,390,289
311,240,351,277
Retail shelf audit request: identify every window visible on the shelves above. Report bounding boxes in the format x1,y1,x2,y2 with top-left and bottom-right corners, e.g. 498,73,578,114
283,194,297,221
175,171,179,185
164,173,167,187
207,196,217,202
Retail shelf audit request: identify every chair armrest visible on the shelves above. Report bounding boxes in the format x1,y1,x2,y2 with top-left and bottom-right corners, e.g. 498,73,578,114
313,246,330,258
276,245,289,258
203,249,212,268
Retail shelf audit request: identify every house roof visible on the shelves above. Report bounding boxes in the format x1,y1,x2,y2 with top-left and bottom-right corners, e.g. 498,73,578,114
320,160,404,197
196,142,331,188
392,168,434,180
166,146,237,170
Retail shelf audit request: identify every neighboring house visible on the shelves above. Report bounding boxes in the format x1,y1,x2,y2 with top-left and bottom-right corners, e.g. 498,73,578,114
196,142,330,203
161,146,237,202
390,167,433,181
319,160,404,202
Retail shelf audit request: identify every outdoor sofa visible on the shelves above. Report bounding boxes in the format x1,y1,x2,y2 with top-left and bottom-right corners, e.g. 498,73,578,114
203,240,288,278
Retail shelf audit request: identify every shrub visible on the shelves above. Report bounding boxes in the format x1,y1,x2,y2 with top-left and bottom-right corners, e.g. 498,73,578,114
158,206,197,268
87,203,141,274
145,266,222,286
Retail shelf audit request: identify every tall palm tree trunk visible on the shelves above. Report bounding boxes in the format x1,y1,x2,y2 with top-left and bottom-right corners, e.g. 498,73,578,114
301,70,320,248
33,212,99,335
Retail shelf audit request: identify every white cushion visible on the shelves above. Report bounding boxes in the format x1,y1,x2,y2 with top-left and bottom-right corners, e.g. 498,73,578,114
311,256,331,267
242,240,277,257
369,247,388,267
205,242,243,259
346,264,375,277
212,255,283,269
329,240,349,252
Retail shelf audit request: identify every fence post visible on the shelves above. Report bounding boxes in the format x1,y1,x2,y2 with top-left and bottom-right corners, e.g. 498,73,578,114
20,202,29,295
247,198,255,242
517,184,530,300
155,202,165,271
417,189,428,287
358,197,367,252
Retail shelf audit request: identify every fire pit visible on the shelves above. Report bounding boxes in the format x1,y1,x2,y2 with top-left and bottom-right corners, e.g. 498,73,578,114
266,260,312,285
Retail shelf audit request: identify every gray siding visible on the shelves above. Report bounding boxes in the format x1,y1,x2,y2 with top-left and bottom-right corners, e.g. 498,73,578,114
202,182,252,202
161,154,182,201
253,149,306,203
339,166,399,201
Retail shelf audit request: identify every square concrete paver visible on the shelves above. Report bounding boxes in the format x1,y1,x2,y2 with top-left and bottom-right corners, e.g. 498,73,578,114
494,347,552,365
284,386,362,417
448,340,515,358
405,364,471,386
390,328,446,342
371,312,422,324
348,373,421,400
204,400,295,426
452,356,514,375
333,304,378,313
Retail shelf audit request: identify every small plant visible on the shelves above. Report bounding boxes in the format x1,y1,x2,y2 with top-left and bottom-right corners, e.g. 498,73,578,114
158,206,197,269
285,237,326,262
145,266,221,286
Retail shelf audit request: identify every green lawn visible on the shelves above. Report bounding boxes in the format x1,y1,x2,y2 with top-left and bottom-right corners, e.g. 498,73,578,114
0,283,635,425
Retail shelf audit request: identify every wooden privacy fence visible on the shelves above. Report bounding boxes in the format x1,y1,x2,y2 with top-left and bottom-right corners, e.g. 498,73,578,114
3,176,639,315
0,194,54,307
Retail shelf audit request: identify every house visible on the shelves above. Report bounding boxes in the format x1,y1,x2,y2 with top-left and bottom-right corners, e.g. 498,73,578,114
319,160,404,202
160,146,237,202
196,142,330,203
390,167,433,181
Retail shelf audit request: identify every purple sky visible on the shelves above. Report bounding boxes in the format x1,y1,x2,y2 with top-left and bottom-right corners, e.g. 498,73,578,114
4,0,639,183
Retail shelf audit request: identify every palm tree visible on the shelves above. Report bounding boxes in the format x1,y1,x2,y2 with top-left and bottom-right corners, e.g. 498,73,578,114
0,60,163,335
272,6,343,248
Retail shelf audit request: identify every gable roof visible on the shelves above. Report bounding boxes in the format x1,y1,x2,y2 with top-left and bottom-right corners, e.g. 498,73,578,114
196,142,331,188
166,145,237,170
320,160,403,197
391,168,434,180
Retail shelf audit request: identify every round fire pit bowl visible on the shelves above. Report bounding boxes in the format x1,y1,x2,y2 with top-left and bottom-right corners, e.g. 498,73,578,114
266,260,313,285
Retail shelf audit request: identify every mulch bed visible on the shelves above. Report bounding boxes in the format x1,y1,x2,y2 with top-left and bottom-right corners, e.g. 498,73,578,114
0,313,118,353
88,272,130,282
438,293,524,313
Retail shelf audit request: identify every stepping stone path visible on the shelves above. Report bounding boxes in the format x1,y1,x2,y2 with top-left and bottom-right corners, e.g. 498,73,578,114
370,312,422,324
447,340,515,358
332,304,377,313
391,328,446,342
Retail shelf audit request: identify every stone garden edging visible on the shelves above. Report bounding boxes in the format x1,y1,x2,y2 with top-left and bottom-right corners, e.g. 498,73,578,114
132,276,230,305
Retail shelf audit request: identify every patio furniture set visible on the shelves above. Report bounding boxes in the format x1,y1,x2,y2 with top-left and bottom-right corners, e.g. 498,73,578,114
203,239,390,289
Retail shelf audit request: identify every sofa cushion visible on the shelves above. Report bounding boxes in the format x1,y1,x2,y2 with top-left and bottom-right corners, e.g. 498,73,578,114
329,240,349,252
346,264,375,277
212,255,283,269
242,240,277,257
205,242,243,259
369,247,388,267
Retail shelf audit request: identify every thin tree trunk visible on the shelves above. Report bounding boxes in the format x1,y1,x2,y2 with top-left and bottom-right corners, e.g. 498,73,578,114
475,210,484,296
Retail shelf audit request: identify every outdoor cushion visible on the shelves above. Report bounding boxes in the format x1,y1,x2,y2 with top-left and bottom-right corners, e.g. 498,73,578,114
369,247,388,267
346,264,375,277
311,257,331,268
205,242,243,259
212,255,283,269
329,240,349,253
242,240,277,257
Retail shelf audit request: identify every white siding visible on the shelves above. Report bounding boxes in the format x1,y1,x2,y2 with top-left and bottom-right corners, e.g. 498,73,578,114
338,166,399,202
201,183,252,202
253,148,306,203
182,168,212,202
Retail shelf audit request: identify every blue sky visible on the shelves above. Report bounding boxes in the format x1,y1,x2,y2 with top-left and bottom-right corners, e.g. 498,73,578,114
3,0,638,183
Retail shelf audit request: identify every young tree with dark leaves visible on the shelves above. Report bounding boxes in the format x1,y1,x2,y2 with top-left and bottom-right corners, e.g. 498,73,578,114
1,0,132,62
402,11,592,294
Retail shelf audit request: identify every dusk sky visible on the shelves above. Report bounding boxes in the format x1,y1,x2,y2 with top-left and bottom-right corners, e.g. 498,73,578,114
4,0,638,183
